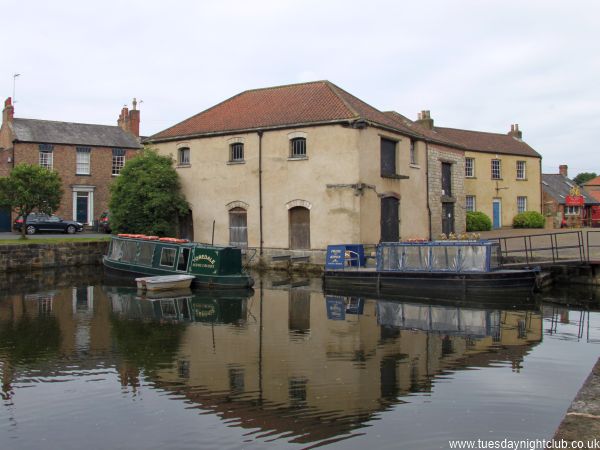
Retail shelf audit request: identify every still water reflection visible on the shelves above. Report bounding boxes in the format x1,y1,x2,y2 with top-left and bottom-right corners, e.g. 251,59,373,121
0,272,599,449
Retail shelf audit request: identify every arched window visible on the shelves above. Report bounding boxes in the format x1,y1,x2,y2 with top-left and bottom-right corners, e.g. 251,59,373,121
290,137,307,158
229,207,248,248
289,206,310,249
230,142,244,162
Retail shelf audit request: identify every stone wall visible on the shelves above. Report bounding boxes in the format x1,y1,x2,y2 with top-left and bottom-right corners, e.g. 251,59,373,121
427,144,466,238
0,241,109,272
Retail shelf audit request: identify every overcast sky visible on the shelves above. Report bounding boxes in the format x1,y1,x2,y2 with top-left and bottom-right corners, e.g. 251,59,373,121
2,0,599,175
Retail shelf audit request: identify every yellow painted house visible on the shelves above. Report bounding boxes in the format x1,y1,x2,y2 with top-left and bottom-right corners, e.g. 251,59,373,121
416,119,542,229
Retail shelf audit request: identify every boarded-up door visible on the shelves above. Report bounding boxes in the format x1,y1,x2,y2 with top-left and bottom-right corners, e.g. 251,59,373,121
289,207,310,249
380,196,400,242
380,138,397,177
0,207,10,232
441,162,452,197
442,202,455,235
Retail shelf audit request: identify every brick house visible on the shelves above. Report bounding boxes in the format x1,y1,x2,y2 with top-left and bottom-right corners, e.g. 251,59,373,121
0,98,142,230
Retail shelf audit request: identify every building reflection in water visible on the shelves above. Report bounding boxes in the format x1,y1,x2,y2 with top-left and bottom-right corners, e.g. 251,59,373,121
0,282,543,446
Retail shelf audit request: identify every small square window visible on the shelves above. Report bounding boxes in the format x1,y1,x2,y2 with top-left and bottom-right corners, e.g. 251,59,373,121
230,143,244,162
290,138,306,158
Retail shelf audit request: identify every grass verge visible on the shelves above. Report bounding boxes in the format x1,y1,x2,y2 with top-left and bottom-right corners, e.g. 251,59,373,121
0,237,111,245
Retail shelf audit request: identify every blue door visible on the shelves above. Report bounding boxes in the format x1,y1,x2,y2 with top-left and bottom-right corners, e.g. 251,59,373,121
0,207,10,232
492,200,501,229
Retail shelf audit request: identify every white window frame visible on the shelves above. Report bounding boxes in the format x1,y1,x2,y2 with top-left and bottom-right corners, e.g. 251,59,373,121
76,147,91,175
39,150,53,170
516,160,526,180
565,206,581,216
112,150,125,176
466,195,476,212
465,158,475,177
517,196,527,214
491,159,501,180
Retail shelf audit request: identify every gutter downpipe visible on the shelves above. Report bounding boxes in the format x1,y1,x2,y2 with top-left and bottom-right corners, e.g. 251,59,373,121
426,142,432,240
258,131,264,257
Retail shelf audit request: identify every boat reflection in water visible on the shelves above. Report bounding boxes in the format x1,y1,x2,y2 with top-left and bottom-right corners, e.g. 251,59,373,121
0,282,544,448
105,284,543,446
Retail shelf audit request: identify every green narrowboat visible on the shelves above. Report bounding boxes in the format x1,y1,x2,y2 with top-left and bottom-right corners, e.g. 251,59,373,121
103,234,254,289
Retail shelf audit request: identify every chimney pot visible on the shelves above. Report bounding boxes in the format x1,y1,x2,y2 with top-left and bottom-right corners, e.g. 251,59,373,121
2,97,14,124
416,110,434,130
559,165,568,177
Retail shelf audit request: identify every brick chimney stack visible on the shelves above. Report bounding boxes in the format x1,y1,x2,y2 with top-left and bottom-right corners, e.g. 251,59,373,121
508,124,523,139
117,98,140,137
2,97,14,125
559,165,568,177
416,110,434,130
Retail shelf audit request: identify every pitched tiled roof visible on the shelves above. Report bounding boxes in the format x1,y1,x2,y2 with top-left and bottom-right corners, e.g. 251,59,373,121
13,118,142,148
149,81,424,141
587,190,600,202
542,174,599,205
433,127,541,158
583,175,600,186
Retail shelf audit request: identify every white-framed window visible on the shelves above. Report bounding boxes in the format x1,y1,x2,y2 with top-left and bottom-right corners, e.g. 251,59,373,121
491,159,501,179
178,147,190,165
230,143,244,162
516,160,526,180
565,206,581,216
290,137,307,158
39,144,53,170
517,196,527,214
112,148,125,175
76,147,91,175
229,207,248,248
466,195,476,212
465,158,475,177
409,139,417,165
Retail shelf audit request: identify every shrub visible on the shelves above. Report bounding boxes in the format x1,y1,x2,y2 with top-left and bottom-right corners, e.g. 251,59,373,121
513,211,545,228
466,211,492,231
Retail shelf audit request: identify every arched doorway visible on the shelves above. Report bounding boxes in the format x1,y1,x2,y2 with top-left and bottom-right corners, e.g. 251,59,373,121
289,206,310,249
380,196,400,242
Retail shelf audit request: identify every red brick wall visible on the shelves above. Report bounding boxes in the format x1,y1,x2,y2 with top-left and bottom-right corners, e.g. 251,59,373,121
13,143,139,222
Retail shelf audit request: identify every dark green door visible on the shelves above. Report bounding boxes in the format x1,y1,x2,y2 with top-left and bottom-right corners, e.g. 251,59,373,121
76,194,88,224
0,208,10,232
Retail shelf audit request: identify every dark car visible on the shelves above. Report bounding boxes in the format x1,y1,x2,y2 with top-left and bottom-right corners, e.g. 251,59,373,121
13,213,84,235
99,211,111,233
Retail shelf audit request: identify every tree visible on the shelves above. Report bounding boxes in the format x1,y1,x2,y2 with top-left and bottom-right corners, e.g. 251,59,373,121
573,172,597,186
0,164,63,238
109,148,189,236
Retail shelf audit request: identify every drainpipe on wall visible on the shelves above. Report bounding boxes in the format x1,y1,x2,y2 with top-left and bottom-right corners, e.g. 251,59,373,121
425,142,432,240
539,158,543,214
258,131,264,257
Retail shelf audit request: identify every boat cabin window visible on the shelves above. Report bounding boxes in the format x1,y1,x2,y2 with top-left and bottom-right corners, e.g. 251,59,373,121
109,239,124,261
121,240,137,263
159,248,177,267
137,242,155,266
177,248,191,271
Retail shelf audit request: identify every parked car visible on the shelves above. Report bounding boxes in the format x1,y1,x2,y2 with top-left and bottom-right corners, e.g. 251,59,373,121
99,211,111,233
13,213,84,235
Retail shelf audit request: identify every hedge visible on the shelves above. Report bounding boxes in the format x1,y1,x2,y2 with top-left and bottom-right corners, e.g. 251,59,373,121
513,211,545,228
466,211,492,231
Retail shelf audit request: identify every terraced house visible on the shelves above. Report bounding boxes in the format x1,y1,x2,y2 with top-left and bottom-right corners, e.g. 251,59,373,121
0,98,142,230
147,81,468,259
433,122,542,229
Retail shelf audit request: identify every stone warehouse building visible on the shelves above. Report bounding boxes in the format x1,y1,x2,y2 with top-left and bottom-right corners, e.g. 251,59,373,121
147,81,469,257
0,98,142,230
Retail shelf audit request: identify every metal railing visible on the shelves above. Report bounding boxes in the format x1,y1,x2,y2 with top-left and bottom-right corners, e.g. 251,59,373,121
587,230,600,262
490,231,586,267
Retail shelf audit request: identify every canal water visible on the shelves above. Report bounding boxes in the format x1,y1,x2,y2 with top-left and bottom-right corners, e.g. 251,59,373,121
0,269,599,450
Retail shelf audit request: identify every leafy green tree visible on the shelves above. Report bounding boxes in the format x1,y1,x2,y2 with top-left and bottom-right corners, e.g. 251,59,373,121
573,172,597,186
0,164,63,238
109,148,189,236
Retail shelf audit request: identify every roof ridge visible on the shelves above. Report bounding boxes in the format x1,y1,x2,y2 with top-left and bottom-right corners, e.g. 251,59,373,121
435,125,511,138
242,80,331,94
15,117,121,129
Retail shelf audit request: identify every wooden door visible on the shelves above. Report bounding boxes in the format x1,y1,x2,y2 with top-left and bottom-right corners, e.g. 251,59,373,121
380,138,397,177
442,202,455,235
380,196,399,242
289,207,310,249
